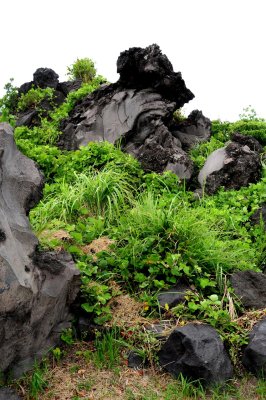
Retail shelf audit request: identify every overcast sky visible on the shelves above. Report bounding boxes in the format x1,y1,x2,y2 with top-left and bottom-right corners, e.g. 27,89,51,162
1,0,265,121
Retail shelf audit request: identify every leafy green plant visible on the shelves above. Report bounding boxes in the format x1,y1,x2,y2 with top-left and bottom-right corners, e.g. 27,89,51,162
17,87,55,112
67,58,96,83
0,78,18,125
61,328,75,345
239,105,264,121
51,347,62,363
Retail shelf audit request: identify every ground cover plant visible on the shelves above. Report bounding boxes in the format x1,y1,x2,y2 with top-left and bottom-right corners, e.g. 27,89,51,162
0,71,266,398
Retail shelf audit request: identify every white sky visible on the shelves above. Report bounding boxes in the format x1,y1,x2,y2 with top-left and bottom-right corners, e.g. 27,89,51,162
1,0,265,121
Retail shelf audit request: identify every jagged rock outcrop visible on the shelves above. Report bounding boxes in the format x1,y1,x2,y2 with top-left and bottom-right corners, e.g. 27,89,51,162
231,271,266,310
171,110,211,151
0,123,80,378
16,68,82,128
158,323,233,385
198,133,263,193
243,318,266,376
58,44,200,179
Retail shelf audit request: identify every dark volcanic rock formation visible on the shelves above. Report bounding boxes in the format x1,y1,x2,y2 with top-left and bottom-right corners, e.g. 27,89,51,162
0,123,80,377
243,318,266,376
158,323,233,384
16,68,82,128
198,133,263,194
59,44,198,179
231,270,266,310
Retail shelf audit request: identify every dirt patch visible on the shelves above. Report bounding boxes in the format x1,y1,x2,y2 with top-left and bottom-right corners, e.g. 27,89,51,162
81,237,115,258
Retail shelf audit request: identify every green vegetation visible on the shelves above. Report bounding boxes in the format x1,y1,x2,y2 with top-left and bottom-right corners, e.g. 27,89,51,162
0,78,18,125
67,57,97,83
17,87,55,111
0,67,266,399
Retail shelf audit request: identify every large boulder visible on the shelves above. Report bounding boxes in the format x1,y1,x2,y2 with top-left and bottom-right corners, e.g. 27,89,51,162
198,133,263,194
0,123,80,378
231,270,266,310
158,323,233,385
59,44,195,179
243,318,266,376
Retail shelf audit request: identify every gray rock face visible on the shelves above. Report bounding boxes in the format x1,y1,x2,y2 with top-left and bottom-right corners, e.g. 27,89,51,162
231,270,266,309
59,44,197,179
243,318,266,376
0,387,22,400
198,133,262,194
158,323,233,384
172,110,211,151
0,123,80,378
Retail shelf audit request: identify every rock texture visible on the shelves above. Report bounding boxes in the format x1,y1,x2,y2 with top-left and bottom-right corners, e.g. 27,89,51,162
0,123,80,377
158,323,233,384
198,133,263,194
58,44,201,179
0,387,22,400
231,270,266,309
243,318,266,376
172,110,211,151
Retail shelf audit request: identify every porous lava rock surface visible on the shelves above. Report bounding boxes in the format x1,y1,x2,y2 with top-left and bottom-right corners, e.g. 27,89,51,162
0,123,80,377
59,44,202,179
243,318,266,376
198,133,263,193
158,323,233,385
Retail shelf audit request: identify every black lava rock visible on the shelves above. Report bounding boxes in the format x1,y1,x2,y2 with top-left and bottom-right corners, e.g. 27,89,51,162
243,318,266,376
231,270,266,310
158,323,233,385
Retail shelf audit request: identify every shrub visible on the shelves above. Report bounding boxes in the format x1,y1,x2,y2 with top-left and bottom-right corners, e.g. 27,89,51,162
67,58,96,83
0,78,18,125
17,87,55,111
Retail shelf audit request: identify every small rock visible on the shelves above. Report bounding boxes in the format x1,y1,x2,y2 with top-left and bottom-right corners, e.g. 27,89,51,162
243,318,266,376
158,323,233,384
158,283,190,309
128,350,146,369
